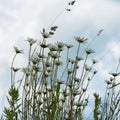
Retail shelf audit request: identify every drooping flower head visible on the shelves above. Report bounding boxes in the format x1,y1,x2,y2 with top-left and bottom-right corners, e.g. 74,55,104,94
74,37,88,44
14,46,23,54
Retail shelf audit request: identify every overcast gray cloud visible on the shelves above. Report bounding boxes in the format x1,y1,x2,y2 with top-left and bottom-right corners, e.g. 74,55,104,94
0,0,120,116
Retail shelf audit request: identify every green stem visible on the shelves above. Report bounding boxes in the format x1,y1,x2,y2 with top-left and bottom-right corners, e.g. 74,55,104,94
11,53,17,86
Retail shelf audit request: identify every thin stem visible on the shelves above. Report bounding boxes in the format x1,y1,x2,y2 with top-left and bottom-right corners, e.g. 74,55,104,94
11,53,17,86
79,54,88,86
60,48,69,80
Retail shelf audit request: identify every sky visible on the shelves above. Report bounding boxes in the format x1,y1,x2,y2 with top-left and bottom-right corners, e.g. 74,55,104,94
0,0,120,118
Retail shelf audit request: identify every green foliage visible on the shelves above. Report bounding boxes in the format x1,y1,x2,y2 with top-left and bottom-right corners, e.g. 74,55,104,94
3,85,21,120
93,93,101,120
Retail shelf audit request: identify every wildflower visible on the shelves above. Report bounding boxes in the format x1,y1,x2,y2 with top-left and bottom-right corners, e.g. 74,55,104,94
25,82,29,86
26,38,36,46
88,77,91,81
67,69,73,75
83,100,88,106
31,56,40,64
67,83,72,88
14,46,23,54
45,62,51,67
44,80,48,86
71,59,75,64
68,58,75,64
74,77,80,82
37,101,42,106
47,88,53,92
82,88,86,92
57,80,64,84
49,52,60,59
45,73,49,78
76,56,84,61
85,64,92,71
47,68,51,73
49,31,54,35
66,9,71,11
56,42,65,49
55,60,62,66
85,48,95,55
93,70,97,74
72,91,78,96
68,58,71,62
74,37,87,44
61,98,65,103
92,59,98,64
68,1,76,5
37,91,42,95
72,89,79,96
48,44,58,51
37,53,46,59
41,28,50,39
33,65,41,72
75,101,84,107
109,72,120,77
22,68,31,76
76,65,79,69
50,26,58,31
105,80,111,85
12,67,20,72
40,43,49,48
43,97,47,101
66,44,73,49
43,90,47,95
109,77,114,83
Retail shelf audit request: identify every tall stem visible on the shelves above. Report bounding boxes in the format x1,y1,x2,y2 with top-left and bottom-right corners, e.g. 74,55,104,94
11,53,17,86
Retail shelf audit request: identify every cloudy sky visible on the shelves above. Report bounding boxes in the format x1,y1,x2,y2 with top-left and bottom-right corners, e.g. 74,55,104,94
0,0,120,118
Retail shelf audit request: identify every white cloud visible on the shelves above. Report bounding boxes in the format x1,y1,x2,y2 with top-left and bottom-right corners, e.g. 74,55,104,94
74,0,120,30
97,40,120,72
106,40,120,59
